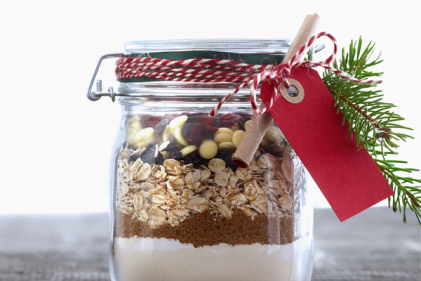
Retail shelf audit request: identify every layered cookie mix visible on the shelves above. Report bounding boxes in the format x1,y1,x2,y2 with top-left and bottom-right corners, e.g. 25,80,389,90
113,112,308,281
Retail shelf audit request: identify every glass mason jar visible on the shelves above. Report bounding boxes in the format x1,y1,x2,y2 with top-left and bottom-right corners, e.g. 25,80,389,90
99,39,314,281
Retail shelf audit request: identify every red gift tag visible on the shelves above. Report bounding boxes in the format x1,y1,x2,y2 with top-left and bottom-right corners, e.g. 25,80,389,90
260,67,394,221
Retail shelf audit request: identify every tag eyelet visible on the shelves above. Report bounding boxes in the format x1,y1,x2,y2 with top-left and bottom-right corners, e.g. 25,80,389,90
280,78,305,104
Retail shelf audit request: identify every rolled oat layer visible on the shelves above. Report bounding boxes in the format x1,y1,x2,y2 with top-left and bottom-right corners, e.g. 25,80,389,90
116,144,298,247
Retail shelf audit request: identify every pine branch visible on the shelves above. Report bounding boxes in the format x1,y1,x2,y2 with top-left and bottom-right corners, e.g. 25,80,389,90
322,37,421,224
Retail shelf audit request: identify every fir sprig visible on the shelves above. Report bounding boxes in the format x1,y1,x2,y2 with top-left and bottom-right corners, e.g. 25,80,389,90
322,38,421,224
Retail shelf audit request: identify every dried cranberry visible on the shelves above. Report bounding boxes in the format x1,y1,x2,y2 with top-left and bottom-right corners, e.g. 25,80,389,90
216,148,238,171
154,119,169,137
219,113,241,128
181,122,195,142
200,116,213,127
168,150,182,160
212,117,220,127
183,150,209,168
203,125,218,139
188,123,204,147
139,115,161,128
238,117,251,130
163,114,179,122
186,115,202,124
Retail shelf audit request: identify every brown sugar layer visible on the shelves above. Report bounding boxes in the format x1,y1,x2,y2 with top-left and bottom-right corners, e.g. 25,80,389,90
116,208,294,248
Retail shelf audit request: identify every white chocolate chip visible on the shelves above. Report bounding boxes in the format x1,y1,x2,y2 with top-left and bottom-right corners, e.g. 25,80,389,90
169,115,188,130
174,127,190,146
214,133,233,144
129,122,141,131
162,125,173,142
128,116,140,125
232,130,245,147
127,134,137,145
218,142,236,149
180,145,197,157
215,127,234,135
127,128,138,136
136,127,155,142
137,136,155,148
198,140,218,159
244,120,252,131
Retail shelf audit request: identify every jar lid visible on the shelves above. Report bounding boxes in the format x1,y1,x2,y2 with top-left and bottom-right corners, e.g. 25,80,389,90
124,39,291,54
120,39,291,84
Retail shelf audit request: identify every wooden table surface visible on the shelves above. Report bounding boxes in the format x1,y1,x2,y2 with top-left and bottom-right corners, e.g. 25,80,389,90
0,207,419,281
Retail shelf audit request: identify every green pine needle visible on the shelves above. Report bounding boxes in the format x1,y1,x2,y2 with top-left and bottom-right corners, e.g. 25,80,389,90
322,37,421,224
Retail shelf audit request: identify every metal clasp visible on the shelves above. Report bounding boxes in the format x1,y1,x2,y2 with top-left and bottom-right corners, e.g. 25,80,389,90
86,53,128,102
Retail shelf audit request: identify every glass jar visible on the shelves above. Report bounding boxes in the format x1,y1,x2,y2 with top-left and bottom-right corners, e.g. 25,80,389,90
95,39,314,281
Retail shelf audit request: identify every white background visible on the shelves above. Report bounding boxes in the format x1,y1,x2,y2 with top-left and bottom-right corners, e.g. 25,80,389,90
0,0,420,214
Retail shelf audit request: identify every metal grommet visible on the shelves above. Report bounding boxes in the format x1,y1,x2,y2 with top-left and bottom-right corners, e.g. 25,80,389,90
280,78,305,104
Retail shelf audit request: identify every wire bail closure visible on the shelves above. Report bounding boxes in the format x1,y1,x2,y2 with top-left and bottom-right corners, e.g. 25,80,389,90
86,53,128,102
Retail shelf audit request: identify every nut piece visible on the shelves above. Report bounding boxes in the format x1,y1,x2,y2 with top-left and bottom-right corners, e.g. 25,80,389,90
198,140,218,159
169,115,188,130
208,158,226,173
232,130,245,147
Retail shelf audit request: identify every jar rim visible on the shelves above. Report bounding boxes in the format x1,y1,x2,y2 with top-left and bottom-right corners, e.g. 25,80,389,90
124,38,291,54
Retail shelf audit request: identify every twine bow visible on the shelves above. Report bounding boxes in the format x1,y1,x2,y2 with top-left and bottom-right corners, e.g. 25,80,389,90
115,32,382,117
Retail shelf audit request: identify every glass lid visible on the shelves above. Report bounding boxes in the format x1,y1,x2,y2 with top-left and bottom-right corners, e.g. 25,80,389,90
124,39,292,54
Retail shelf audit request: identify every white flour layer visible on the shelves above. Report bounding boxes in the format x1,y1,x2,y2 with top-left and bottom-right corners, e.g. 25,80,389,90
114,237,312,281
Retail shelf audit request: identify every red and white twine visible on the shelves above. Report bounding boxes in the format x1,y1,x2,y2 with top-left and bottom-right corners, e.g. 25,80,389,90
115,32,382,116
